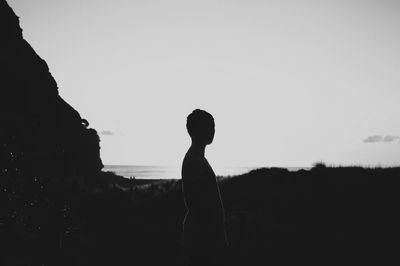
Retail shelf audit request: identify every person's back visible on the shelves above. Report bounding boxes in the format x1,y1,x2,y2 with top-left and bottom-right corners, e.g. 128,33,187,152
181,109,228,266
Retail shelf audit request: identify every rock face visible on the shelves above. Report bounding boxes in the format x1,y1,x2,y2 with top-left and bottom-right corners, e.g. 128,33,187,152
0,0,103,179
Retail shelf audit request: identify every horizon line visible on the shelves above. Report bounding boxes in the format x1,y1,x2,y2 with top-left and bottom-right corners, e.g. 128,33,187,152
102,164,311,168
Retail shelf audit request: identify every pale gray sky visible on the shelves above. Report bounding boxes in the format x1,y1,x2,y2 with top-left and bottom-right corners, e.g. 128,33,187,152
10,0,400,167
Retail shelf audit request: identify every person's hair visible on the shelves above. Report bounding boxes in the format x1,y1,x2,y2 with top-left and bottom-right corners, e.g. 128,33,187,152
186,109,214,143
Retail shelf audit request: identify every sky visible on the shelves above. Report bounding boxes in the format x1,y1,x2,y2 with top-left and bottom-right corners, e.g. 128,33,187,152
9,0,400,168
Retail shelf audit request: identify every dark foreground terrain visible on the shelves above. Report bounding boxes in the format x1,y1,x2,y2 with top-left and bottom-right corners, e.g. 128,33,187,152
1,165,400,266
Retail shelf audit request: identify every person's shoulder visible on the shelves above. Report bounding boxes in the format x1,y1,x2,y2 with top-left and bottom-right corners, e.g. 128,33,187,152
184,150,206,162
182,152,207,178
183,152,205,168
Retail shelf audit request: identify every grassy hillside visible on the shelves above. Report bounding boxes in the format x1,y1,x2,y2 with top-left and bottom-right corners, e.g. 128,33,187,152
1,166,399,265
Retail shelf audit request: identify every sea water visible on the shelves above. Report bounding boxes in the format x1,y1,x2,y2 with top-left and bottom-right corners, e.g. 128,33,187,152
103,165,309,179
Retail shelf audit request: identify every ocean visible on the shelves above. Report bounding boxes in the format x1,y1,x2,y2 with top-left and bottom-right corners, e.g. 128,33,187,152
103,165,309,179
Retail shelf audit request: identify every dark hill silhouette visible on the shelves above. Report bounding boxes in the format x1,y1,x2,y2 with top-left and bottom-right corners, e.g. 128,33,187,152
1,3,104,264
0,0,103,179
57,166,399,266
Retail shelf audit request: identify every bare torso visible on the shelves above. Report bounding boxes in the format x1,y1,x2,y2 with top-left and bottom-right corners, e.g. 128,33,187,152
181,149,228,252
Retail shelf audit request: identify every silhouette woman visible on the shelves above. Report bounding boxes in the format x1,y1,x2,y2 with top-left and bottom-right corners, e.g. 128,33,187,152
181,109,229,266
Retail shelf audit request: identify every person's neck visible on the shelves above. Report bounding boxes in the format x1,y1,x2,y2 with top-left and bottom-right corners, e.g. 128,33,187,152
189,142,206,157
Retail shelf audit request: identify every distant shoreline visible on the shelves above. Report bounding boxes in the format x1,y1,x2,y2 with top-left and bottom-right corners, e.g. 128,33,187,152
102,163,400,181
102,165,312,179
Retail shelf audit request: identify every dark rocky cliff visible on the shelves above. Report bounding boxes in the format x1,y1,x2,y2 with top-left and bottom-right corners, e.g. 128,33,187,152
0,0,103,179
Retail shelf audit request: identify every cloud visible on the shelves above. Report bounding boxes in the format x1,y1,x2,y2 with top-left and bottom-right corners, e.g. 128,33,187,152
99,130,114,136
363,135,383,143
364,135,400,143
383,135,400,142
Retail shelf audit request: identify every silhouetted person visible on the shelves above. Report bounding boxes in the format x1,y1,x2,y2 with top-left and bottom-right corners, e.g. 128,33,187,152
181,109,229,266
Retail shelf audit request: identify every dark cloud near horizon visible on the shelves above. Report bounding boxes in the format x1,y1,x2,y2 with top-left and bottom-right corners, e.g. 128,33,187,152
363,135,382,143
383,135,400,142
99,130,114,136
364,135,400,143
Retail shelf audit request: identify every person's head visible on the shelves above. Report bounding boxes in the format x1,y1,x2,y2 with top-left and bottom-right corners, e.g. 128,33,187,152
186,109,215,145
